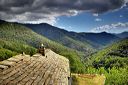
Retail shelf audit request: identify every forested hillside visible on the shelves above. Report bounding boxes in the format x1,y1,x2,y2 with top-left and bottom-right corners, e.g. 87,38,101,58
0,21,127,84
115,31,128,38
24,23,121,50
0,22,85,73
79,32,120,48
24,23,95,55
89,38,128,68
85,38,128,85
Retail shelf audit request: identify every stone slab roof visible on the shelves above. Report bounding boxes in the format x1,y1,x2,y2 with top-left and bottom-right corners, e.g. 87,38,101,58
0,49,70,85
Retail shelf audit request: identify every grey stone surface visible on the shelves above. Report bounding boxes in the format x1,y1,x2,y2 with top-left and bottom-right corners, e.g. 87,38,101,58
0,49,70,85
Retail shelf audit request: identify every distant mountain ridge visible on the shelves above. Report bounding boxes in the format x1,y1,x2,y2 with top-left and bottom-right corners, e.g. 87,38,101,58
24,23,123,50
78,32,120,47
0,20,127,53
115,31,128,38
0,20,6,23
24,23,96,55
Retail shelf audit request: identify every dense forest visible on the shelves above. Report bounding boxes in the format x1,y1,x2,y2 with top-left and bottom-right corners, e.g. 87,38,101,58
85,38,128,85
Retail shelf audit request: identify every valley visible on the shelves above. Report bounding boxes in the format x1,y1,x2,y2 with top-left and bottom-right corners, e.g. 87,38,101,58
0,21,128,85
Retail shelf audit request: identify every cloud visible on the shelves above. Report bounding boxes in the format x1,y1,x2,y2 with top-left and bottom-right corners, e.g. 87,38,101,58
119,15,123,17
95,18,102,21
91,22,128,32
93,13,99,17
0,0,127,24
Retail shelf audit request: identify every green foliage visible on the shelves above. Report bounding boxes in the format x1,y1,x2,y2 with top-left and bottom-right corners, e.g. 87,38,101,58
0,39,37,56
59,51,85,73
87,38,128,68
0,48,17,61
26,24,96,55
85,67,128,85
85,38,128,84
92,56,128,69
106,67,128,85
0,22,84,73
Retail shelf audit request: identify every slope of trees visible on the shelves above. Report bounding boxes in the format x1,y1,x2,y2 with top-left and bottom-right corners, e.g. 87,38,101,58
24,23,95,55
85,38,128,84
25,23,121,50
0,48,17,61
0,22,84,73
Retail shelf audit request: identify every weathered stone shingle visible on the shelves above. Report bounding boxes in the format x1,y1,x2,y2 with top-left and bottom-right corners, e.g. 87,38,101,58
0,49,70,85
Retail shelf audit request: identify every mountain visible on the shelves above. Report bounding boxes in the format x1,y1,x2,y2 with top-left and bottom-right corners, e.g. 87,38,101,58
24,23,120,53
0,20,6,23
65,31,120,48
0,22,85,73
85,38,128,84
0,20,127,84
115,31,128,38
88,38,128,69
78,32,120,47
24,23,96,55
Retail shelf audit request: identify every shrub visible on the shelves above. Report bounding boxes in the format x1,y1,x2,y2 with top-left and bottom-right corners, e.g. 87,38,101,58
0,48,17,61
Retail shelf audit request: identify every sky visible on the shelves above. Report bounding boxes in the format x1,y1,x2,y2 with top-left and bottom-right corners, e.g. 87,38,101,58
0,0,128,33
55,6,128,33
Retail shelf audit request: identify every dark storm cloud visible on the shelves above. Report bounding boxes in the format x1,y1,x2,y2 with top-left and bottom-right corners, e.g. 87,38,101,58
0,0,127,24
